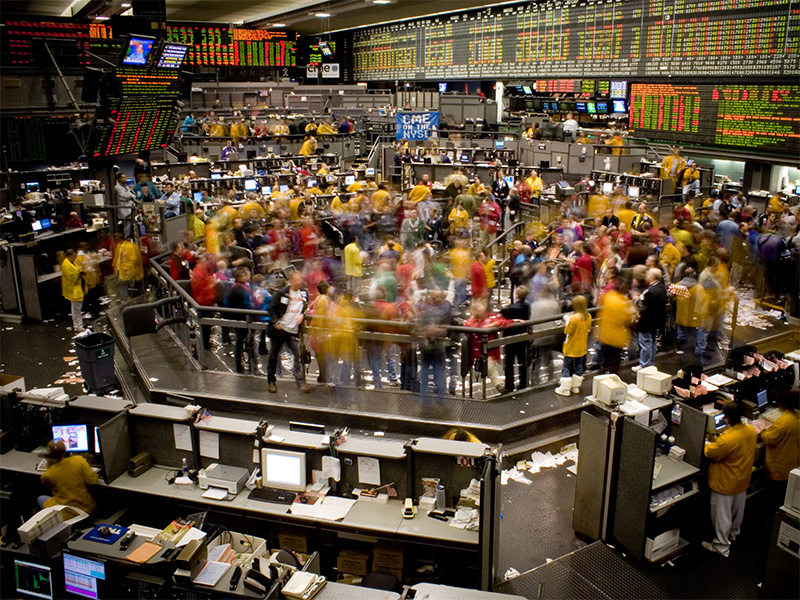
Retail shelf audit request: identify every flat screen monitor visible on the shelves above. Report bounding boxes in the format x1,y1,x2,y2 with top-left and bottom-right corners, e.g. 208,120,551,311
612,99,627,113
31,220,43,232
52,424,89,453
63,553,105,600
262,186,272,195
121,36,155,67
713,411,727,432
628,185,640,199
193,191,203,202
576,102,587,114
93,426,100,454
156,42,190,69
279,184,290,193
307,179,317,188
460,154,470,163
244,179,257,191
602,182,614,194
596,102,609,114
757,389,768,408
439,83,447,93
522,85,533,95
794,184,800,195
210,173,222,180
26,182,40,193
344,175,355,186
559,101,572,112
261,448,306,492
39,218,51,230
15,560,53,599
586,102,597,114
495,140,505,149
79,179,91,187
504,176,514,187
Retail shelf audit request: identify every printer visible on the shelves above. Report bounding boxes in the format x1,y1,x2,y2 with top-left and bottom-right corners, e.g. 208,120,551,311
198,463,250,495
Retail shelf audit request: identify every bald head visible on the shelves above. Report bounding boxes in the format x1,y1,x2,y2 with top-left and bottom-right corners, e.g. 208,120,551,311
646,268,663,284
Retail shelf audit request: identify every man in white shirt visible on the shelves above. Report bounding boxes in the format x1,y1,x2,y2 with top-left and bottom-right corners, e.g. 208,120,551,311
160,182,181,218
562,112,579,141
114,173,137,238
266,271,310,393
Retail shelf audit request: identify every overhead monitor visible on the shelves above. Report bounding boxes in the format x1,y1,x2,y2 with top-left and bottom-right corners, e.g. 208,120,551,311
52,424,89,453
31,220,43,232
63,553,105,600
244,179,257,191
15,560,52,599
210,173,222,180
39,218,52,230
522,85,533,95
757,389,768,408
628,185,640,199
121,35,155,67
795,184,800,195
262,186,272,195
602,182,614,194
279,184,290,193
596,102,609,114
261,448,306,492
575,102,587,114
531,99,543,112
586,102,597,114
156,42,190,69
439,83,447,93
610,80,628,99
193,191,203,202
612,99,627,113
559,101,572,112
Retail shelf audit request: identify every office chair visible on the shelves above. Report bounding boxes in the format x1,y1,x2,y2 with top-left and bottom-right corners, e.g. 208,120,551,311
361,571,400,592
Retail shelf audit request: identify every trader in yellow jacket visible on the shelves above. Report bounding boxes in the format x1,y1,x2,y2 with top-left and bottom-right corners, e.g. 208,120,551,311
39,440,99,514
760,390,800,514
299,136,317,157
703,402,757,557
113,235,143,301
61,249,86,333
596,284,635,374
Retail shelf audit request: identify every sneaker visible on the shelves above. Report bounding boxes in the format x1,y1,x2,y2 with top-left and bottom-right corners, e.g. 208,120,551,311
388,380,400,387
298,384,311,394
631,365,644,372
268,382,277,393
701,541,728,557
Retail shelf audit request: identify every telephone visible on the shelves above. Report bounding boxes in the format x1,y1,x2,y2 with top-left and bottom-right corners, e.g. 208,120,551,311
282,571,326,600
403,498,417,519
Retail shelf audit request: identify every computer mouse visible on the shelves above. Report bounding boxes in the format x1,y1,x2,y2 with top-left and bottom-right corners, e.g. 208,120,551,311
97,526,110,538
300,496,308,504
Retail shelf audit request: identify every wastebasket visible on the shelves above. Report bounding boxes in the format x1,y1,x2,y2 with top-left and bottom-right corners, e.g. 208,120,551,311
74,333,117,394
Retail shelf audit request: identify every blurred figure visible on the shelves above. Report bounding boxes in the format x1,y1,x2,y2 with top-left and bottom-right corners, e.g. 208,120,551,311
267,271,310,393
227,267,253,373
555,295,592,396
464,299,511,392
500,286,531,393
596,279,635,373
633,268,667,370
61,249,85,333
417,290,452,395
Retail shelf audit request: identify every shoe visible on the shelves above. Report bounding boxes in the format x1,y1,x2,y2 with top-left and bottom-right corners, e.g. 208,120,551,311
388,380,400,387
631,365,644,372
570,375,584,394
701,541,728,557
554,377,572,396
298,384,311,393
268,382,277,393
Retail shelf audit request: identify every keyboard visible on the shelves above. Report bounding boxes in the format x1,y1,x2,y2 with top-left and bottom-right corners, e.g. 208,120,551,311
248,487,297,505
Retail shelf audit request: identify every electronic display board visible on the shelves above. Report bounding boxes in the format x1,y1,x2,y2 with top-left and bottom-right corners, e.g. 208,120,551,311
1,115,82,165
629,83,800,155
165,24,296,67
351,0,800,80
3,19,115,66
596,80,611,98
113,68,182,96
308,40,337,66
156,42,189,69
610,81,628,99
90,97,177,157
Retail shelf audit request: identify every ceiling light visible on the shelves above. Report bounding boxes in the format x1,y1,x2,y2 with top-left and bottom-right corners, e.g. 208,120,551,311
315,12,331,17
120,2,131,6
373,0,392,4
94,15,110,20
272,22,287,27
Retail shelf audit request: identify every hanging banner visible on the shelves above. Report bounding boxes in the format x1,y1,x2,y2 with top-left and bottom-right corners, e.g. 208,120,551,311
396,111,439,141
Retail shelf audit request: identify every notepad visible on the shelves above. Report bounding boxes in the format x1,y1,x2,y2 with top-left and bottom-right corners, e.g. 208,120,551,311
191,561,231,586
126,541,162,564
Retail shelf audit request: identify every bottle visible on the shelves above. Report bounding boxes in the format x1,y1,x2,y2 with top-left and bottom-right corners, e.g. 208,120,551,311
436,484,446,511
182,458,189,477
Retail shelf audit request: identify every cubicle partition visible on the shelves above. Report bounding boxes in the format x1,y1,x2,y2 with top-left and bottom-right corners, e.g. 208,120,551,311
128,404,197,470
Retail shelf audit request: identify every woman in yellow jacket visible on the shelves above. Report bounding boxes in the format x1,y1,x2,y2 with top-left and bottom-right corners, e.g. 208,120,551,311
113,236,143,300
62,249,86,333
760,390,800,513
555,295,592,396
448,200,470,237
597,285,635,373
525,170,544,197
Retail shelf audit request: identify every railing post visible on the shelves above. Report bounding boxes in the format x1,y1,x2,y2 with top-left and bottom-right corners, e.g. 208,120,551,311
481,332,489,400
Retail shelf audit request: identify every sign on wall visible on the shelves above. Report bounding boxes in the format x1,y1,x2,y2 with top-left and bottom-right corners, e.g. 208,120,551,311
396,111,439,140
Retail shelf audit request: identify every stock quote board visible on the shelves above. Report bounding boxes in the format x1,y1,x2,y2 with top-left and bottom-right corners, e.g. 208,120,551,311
629,83,800,155
165,24,297,67
90,97,177,157
351,0,800,80
2,116,82,165
3,19,117,66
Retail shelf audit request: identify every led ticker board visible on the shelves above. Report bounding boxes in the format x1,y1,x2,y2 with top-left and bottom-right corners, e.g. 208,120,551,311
4,19,115,66
610,81,628,99
351,0,800,80
113,68,182,96
629,83,800,155
165,24,296,67
308,41,337,66
1,115,81,165
90,97,177,157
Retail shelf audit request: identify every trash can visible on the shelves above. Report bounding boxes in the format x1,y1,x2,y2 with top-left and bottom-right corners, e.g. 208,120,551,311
74,333,117,394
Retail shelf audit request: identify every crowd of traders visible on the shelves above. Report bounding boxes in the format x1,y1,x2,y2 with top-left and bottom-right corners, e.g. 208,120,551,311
62,153,800,396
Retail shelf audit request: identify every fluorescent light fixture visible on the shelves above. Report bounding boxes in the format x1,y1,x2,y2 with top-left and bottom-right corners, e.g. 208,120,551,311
94,15,110,20
315,12,331,17
373,0,392,3
121,2,131,6
272,22,287,27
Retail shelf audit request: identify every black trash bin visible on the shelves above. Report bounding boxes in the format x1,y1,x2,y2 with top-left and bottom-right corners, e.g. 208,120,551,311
74,333,117,394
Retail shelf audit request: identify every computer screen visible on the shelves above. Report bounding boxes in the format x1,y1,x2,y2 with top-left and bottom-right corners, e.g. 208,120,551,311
79,179,91,187
31,221,43,232
628,185,640,199
714,412,727,432
460,154,469,163
279,184,290,193
193,191,203,202
602,182,614,194
210,173,222,180
63,553,105,600
575,102,587,114
586,102,597,114
121,36,155,66
307,179,317,188
15,560,52,600
93,427,100,454
344,175,355,186
757,389,768,408
52,424,89,453
262,186,272,195
366,168,375,176
612,99,627,113
504,176,514,187
439,83,447,93
495,140,505,149
596,102,609,114
39,219,51,230
244,179,257,191
522,85,533,95
261,448,306,492
156,42,190,69
26,182,40,193
794,184,800,195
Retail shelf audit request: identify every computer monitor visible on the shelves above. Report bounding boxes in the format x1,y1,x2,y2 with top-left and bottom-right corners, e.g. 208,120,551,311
531,99,543,112
262,186,272,195
307,179,317,189
586,102,597,114
575,102,587,114
261,448,306,492
15,560,53,600
79,179,91,187
93,426,100,454
602,182,614,194
439,83,447,93
279,184,290,193
26,182,40,193
39,218,51,231
63,553,105,600
460,154,470,163
344,175,355,186
707,411,727,434
366,168,375,177
628,185,640,199
193,191,203,203
52,424,89,453
794,184,800,195
612,99,627,113
121,35,155,67
757,389,768,408
504,176,514,187
31,220,43,232
522,85,533,95
210,173,222,180
155,42,189,69
596,102,609,114
244,179,257,192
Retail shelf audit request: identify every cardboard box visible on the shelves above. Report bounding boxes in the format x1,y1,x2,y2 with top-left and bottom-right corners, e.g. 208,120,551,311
645,528,680,560
206,531,266,567
279,532,309,554
0,374,25,393
337,548,372,576
373,542,404,569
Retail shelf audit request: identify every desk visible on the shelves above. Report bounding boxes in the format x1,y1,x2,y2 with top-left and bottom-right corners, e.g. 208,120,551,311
70,395,133,413
651,455,699,491
412,583,526,599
